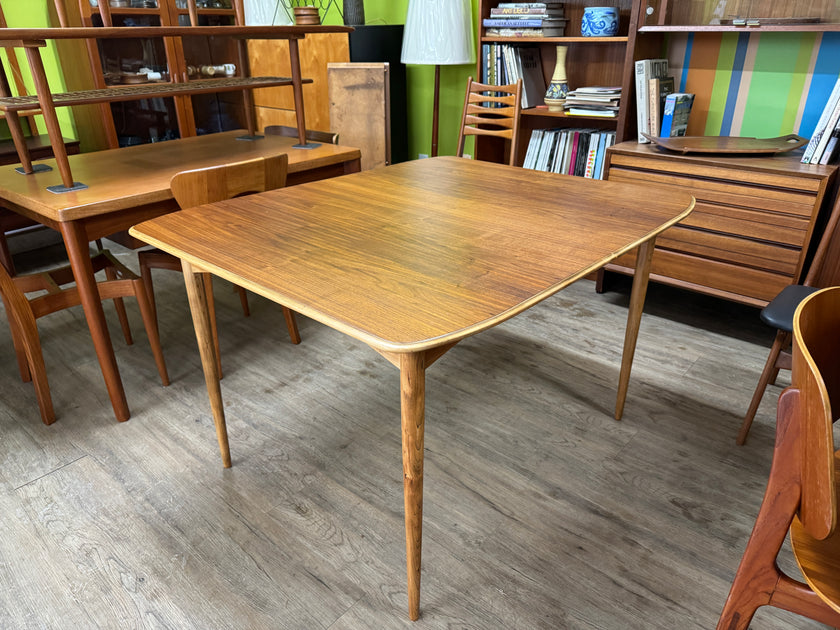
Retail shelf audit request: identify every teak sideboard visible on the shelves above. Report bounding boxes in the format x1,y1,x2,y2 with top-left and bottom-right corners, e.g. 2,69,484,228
602,141,838,307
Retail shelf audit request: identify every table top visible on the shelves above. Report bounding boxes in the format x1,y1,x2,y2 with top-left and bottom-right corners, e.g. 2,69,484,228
130,156,694,353
0,130,361,223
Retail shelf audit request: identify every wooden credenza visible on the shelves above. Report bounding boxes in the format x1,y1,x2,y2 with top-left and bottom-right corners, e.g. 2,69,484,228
602,142,837,308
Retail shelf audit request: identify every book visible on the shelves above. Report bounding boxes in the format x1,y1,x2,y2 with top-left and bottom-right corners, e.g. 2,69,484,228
810,96,840,164
583,132,600,178
523,128,544,169
517,46,545,108
491,7,565,15
634,58,668,143
802,75,840,164
485,28,545,37
565,107,617,117
497,2,565,7
592,131,608,180
483,18,543,27
573,130,591,177
648,76,675,136
818,121,840,165
660,93,695,137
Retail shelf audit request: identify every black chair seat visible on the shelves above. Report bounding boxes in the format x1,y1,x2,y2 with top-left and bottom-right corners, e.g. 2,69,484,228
760,284,822,332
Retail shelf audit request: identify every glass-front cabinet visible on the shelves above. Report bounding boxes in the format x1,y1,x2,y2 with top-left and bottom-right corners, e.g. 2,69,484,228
76,0,245,146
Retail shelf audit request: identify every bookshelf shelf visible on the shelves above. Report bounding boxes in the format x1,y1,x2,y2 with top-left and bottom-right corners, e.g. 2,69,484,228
521,108,618,121
480,36,629,43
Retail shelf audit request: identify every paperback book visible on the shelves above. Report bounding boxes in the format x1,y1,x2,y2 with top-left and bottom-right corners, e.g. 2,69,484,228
659,93,695,137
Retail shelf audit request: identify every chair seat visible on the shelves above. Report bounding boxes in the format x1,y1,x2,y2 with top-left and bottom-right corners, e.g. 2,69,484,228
790,451,840,615
760,284,822,331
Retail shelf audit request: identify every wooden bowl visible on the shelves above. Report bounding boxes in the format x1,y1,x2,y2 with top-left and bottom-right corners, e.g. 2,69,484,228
293,7,320,25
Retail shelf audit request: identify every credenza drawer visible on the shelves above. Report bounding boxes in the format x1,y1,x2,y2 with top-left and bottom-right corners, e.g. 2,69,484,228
603,143,837,306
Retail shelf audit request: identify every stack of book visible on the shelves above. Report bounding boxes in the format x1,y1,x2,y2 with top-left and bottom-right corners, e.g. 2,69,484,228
563,86,621,118
484,2,566,38
522,127,616,179
802,75,840,165
481,43,546,108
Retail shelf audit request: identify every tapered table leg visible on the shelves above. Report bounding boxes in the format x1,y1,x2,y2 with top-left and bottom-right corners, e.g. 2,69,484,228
400,352,425,620
59,221,129,421
615,238,656,420
183,260,231,468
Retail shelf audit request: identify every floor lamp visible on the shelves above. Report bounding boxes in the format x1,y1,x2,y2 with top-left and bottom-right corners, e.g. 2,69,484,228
401,0,475,157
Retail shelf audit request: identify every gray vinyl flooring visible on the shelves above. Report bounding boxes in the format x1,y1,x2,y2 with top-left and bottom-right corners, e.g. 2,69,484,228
0,238,829,629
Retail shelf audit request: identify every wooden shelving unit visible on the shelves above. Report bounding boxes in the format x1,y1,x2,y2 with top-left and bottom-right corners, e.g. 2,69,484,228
0,23,351,191
475,0,637,166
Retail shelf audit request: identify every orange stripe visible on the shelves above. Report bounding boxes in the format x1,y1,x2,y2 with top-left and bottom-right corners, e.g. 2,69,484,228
683,33,722,136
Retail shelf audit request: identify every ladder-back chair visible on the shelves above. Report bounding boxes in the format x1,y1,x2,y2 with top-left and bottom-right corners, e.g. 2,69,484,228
456,77,523,167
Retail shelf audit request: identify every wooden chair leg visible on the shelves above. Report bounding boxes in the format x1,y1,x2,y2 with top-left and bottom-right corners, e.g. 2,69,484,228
104,263,133,345
282,306,301,345
737,330,790,445
718,399,800,629
5,301,32,382
235,285,250,317
138,256,158,326
0,276,55,424
131,277,170,387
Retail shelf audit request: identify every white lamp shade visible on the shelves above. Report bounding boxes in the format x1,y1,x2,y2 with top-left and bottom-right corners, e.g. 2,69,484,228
401,0,476,66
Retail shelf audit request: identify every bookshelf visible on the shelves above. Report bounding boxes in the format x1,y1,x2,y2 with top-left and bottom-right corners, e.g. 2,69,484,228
476,0,637,167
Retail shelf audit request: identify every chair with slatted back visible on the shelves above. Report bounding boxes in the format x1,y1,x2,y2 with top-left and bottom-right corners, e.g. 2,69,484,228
456,77,523,167
138,154,300,377
264,125,339,146
718,286,840,629
0,249,169,424
737,191,840,444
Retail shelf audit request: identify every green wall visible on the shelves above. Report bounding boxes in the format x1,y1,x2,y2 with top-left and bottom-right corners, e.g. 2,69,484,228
1,2,77,140
325,0,480,160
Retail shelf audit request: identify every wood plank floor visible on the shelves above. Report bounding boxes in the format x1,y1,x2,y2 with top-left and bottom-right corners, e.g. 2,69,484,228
0,240,829,629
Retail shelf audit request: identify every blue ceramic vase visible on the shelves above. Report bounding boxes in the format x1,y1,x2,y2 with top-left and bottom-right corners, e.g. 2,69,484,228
581,7,619,37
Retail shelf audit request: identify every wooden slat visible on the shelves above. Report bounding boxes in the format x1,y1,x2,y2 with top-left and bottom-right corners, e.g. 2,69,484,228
0,76,310,111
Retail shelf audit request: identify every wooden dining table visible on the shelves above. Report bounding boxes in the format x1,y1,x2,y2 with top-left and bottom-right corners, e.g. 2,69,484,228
0,130,360,422
129,156,695,620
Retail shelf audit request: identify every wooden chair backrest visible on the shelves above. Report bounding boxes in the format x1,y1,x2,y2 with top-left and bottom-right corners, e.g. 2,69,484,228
791,286,840,539
169,154,288,210
263,125,339,145
456,77,523,167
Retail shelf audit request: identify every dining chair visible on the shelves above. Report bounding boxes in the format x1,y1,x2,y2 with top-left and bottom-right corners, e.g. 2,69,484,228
264,125,339,146
717,286,840,629
456,77,523,167
138,154,300,377
0,248,169,424
737,191,840,444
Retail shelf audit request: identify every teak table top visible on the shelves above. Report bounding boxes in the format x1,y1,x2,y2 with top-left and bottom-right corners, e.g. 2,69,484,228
0,130,361,224
131,156,694,353
131,156,694,620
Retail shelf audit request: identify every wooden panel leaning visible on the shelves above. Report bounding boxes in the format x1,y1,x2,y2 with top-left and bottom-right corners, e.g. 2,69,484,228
137,154,301,380
717,286,840,628
456,77,522,167
0,250,169,424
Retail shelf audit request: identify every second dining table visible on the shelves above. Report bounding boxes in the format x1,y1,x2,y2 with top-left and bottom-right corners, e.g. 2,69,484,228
130,156,695,620
0,130,361,421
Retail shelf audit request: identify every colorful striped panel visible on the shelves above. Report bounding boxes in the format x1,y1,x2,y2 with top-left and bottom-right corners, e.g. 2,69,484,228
667,31,840,138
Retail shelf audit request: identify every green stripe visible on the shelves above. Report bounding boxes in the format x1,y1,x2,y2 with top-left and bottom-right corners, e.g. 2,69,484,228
784,32,819,133
741,33,809,136
705,33,738,135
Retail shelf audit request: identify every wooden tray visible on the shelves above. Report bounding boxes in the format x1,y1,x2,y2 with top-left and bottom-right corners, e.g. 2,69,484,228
641,133,807,154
